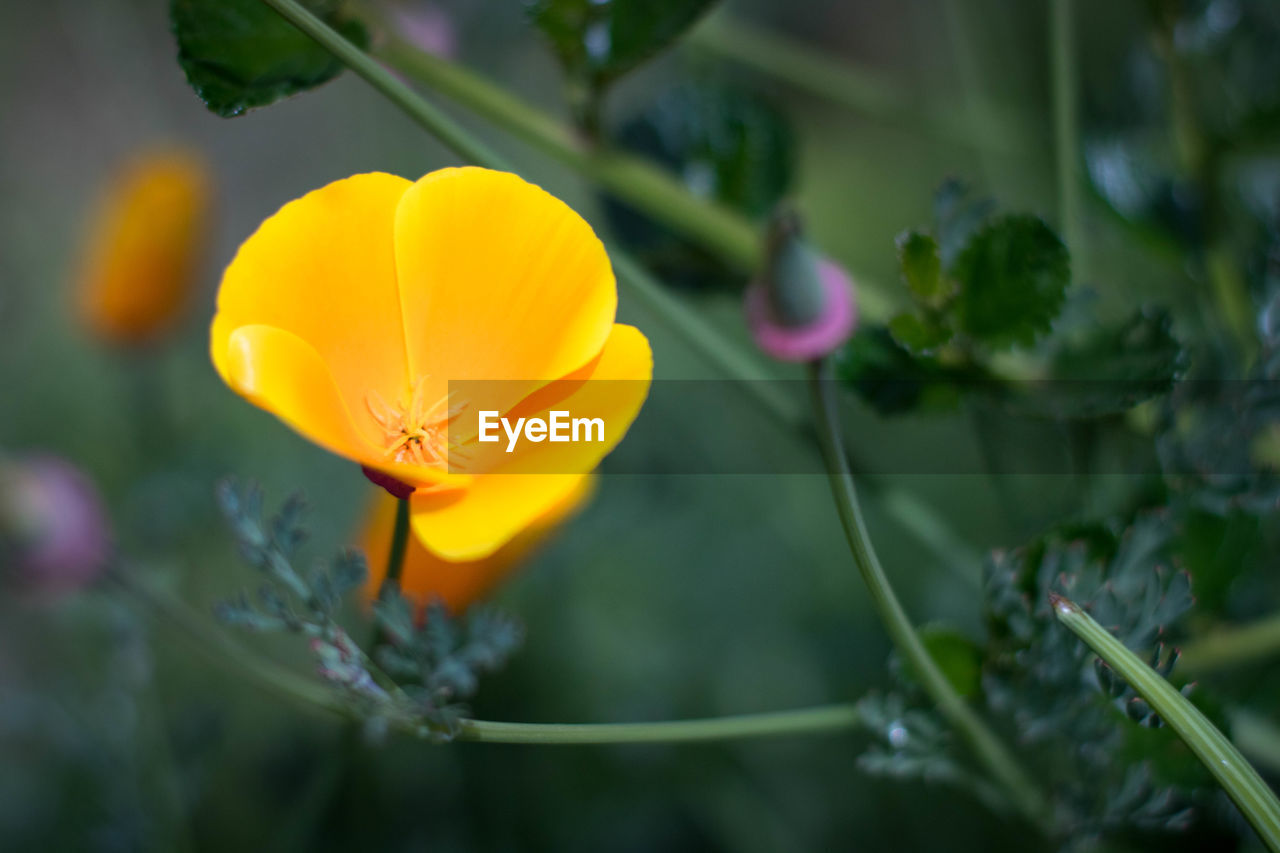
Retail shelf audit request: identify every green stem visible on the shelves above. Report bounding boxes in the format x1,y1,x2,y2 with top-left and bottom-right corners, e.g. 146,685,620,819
1179,613,1280,676
115,562,863,745
1050,0,1083,279
456,706,860,745
807,360,1051,829
1052,593,1280,851
687,13,1029,157
379,497,410,598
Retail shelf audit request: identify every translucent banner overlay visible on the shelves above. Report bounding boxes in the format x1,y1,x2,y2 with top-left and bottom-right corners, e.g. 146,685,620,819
443,379,1274,476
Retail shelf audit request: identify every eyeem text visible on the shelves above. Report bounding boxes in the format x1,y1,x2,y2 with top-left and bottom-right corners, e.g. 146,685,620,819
477,410,605,453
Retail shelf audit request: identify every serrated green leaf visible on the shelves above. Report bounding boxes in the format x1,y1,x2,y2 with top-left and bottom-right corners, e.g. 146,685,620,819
896,230,946,304
951,214,1070,349
527,0,717,88
171,0,368,117
888,312,951,354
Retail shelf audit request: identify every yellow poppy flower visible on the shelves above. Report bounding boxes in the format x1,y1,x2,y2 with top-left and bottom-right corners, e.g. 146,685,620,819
359,475,593,615
78,148,211,345
211,167,651,560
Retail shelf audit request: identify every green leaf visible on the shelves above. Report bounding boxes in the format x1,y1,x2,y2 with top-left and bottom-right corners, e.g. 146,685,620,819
888,312,951,354
951,214,1070,349
171,0,368,117
896,229,946,304
527,0,717,88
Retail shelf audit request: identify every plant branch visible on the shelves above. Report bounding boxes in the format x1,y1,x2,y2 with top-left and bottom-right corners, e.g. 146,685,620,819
1052,593,1280,850
114,561,863,745
456,706,860,745
807,359,1052,829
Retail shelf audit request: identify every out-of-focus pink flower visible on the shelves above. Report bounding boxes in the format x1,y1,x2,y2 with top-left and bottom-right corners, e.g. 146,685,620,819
390,2,457,59
745,216,857,362
1,455,111,594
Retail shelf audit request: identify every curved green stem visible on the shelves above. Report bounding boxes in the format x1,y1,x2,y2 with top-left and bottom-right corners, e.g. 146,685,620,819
114,561,862,745
457,706,860,745
807,360,1051,829
1053,593,1280,850
1180,613,1280,676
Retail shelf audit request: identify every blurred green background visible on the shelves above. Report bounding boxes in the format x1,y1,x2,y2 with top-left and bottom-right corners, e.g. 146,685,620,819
1,0,1275,850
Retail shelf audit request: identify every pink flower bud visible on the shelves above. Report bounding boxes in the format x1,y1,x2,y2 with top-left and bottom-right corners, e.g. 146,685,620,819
1,455,111,594
746,257,857,363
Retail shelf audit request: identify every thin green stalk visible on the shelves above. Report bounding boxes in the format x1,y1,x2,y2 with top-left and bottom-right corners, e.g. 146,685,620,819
115,561,863,745
806,360,1051,829
456,706,860,745
1052,593,1280,850
378,497,410,598
687,13,1028,157
1180,613,1280,676
1050,0,1083,279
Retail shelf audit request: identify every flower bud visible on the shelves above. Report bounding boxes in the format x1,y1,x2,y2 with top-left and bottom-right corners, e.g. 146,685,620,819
77,148,212,346
746,211,857,362
0,455,111,594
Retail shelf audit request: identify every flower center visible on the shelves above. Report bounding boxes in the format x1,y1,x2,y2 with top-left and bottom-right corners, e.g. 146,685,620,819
366,376,465,467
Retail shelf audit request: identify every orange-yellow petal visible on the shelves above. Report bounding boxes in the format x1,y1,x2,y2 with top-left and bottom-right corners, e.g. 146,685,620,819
222,324,381,463
393,167,617,410
410,472,588,562
454,323,653,474
211,172,412,430
223,325,465,489
78,148,210,345
409,325,649,559
360,476,594,614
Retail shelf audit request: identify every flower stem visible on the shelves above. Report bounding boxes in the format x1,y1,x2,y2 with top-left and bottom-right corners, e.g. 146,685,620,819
1179,612,1280,676
379,497,410,597
806,360,1051,829
456,706,860,745
114,560,862,745
1052,593,1280,850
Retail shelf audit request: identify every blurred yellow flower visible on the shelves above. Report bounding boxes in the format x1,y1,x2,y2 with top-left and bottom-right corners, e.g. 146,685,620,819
211,167,650,560
360,475,593,615
78,148,211,345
